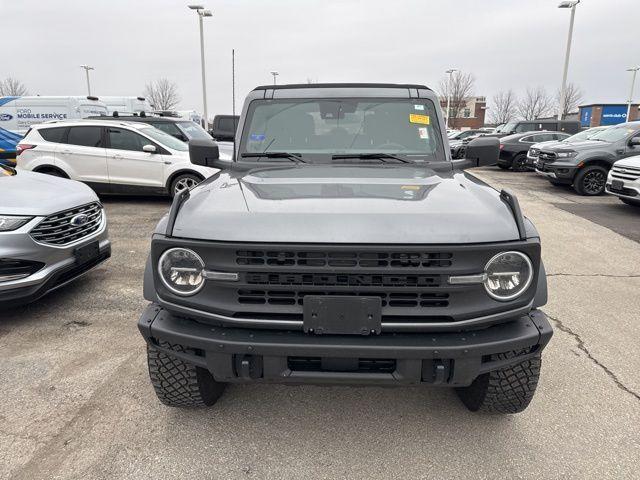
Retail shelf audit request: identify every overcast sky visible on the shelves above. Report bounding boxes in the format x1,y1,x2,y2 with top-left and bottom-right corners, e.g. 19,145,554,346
2,0,637,119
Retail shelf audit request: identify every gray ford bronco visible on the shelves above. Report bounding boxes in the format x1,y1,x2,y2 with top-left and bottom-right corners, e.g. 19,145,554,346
138,83,552,414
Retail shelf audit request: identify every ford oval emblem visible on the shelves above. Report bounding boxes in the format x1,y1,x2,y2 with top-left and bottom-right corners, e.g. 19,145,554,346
69,214,90,227
0,113,12,121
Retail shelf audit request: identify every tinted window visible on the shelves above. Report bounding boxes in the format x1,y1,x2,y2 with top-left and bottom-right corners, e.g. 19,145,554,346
553,133,570,140
39,127,68,143
153,122,183,138
107,128,148,151
514,123,535,133
218,118,236,131
177,121,211,140
536,134,555,142
520,135,536,143
67,127,103,147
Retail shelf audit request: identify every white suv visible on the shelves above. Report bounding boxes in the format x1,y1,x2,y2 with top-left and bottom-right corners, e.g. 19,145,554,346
15,120,221,197
605,155,640,207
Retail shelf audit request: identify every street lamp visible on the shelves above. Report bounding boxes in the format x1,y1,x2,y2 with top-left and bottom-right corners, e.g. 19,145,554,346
80,65,94,96
445,68,457,129
557,0,580,121
626,66,640,122
188,5,213,128
270,71,279,85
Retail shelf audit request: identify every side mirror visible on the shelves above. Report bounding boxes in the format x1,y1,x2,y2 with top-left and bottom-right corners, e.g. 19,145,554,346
629,136,640,147
142,144,157,153
464,136,500,168
189,138,229,169
211,129,233,141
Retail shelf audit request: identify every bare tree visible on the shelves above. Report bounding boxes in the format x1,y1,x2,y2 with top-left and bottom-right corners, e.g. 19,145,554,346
489,90,518,124
556,83,583,118
437,71,475,126
517,87,554,120
143,78,180,110
0,77,29,96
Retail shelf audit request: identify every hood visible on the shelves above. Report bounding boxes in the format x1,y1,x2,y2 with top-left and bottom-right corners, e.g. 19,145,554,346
171,164,520,244
542,140,606,152
614,156,640,169
0,169,99,215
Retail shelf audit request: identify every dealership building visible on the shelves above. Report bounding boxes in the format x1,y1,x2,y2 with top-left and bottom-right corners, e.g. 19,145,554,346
579,103,640,127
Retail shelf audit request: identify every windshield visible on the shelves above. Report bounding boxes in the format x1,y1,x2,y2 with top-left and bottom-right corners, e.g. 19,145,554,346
140,126,188,151
178,121,212,141
589,124,640,143
564,128,603,142
496,122,517,133
240,98,446,162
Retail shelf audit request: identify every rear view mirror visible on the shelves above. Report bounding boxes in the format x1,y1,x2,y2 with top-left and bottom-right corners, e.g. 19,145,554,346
142,144,157,153
464,137,500,167
189,138,228,168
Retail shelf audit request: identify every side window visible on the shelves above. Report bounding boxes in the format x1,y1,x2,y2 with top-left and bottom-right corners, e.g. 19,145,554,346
39,127,68,144
67,126,103,147
107,128,147,151
554,133,570,141
218,118,236,131
536,134,554,142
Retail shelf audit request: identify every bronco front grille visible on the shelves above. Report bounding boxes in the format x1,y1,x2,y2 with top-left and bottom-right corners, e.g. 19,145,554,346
30,202,103,246
236,250,453,268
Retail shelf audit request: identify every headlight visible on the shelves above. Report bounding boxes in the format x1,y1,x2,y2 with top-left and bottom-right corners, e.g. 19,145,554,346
556,151,577,158
158,248,205,296
0,215,33,232
483,251,533,301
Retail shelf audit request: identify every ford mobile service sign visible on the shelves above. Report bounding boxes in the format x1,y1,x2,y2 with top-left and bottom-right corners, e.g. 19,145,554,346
0,113,12,121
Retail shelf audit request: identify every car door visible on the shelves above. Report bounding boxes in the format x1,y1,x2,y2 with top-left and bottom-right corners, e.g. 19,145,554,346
105,126,164,189
619,130,640,160
58,126,108,187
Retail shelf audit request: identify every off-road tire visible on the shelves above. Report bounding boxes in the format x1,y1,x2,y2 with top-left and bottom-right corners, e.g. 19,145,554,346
497,164,510,170
511,153,527,172
169,172,203,198
573,165,607,196
147,342,225,407
456,350,541,414
621,198,640,207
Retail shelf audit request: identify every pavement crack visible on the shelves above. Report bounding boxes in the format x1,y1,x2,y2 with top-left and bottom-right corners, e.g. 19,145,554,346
546,313,640,402
547,273,640,278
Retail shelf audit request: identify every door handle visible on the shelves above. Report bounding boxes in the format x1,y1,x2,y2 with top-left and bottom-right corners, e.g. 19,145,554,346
112,153,123,159
60,149,71,154
164,161,172,165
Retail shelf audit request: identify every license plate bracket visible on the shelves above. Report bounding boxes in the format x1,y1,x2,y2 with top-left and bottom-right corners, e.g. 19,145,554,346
611,179,624,192
74,240,100,265
303,296,382,335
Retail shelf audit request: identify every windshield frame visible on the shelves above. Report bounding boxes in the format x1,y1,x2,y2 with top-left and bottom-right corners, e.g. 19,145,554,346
237,97,447,164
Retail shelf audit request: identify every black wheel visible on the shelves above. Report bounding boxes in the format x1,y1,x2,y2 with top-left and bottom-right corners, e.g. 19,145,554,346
511,153,527,172
456,350,541,414
147,342,226,407
170,173,202,198
37,168,67,178
574,165,607,196
497,164,510,170
621,198,640,207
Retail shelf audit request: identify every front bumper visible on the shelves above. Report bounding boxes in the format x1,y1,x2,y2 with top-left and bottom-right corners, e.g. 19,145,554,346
138,304,553,386
535,162,577,184
605,176,640,200
0,214,111,307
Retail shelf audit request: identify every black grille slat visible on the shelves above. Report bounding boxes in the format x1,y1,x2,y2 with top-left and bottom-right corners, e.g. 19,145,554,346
30,202,102,246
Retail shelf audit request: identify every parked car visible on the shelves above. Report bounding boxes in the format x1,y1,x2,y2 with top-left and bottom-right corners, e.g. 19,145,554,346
90,114,212,143
0,164,110,307
16,120,221,197
138,83,552,414
0,95,108,164
535,121,640,195
450,132,487,159
210,115,239,142
497,131,570,171
493,119,581,137
605,156,640,206
526,126,609,169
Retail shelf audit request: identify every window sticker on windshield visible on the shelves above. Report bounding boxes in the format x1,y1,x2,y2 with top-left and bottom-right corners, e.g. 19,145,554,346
418,127,428,139
250,133,265,141
414,104,425,111
409,114,430,125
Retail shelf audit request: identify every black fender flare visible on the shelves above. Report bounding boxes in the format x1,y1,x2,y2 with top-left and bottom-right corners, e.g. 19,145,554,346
533,261,548,309
143,254,159,303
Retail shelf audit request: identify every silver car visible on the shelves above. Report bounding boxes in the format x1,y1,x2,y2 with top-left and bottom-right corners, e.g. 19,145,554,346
0,166,110,307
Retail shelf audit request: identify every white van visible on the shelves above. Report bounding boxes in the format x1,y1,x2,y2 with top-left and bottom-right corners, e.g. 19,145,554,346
101,96,154,116
0,96,108,162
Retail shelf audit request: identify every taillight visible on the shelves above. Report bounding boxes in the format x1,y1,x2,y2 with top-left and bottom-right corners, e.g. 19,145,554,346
499,144,504,150
16,144,36,156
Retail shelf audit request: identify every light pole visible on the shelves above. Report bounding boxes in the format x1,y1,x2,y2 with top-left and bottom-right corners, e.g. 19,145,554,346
557,1,580,121
188,5,212,128
80,65,94,96
445,68,457,129
270,71,279,85
626,66,639,122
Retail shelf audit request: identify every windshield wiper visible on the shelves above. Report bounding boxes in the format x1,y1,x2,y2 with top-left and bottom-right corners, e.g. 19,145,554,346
331,153,413,164
241,152,307,163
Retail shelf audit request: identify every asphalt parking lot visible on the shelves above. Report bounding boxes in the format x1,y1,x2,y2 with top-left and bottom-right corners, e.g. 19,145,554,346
1,168,639,480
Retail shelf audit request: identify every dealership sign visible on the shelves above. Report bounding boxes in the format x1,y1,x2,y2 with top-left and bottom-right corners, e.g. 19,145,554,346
601,105,628,125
